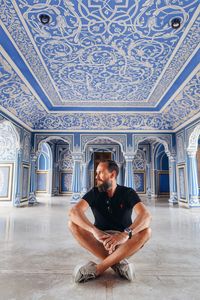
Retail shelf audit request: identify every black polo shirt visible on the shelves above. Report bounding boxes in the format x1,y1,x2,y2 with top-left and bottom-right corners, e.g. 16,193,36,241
82,184,141,232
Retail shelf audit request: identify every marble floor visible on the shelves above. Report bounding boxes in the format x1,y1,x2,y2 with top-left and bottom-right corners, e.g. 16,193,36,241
0,196,200,300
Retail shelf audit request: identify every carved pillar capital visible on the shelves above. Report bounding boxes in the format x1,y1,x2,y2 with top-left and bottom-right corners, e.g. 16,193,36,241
124,154,135,162
71,152,83,162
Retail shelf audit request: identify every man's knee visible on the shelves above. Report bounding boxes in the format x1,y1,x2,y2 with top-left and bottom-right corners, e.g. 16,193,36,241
140,227,152,243
144,227,152,239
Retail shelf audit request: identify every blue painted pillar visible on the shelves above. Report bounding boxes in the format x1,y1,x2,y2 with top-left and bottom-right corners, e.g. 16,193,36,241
168,155,178,204
146,163,151,196
82,162,88,193
71,153,83,203
28,151,37,204
52,162,59,195
55,162,60,195
187,152,199,207
14,148,23,207
124,154,135,189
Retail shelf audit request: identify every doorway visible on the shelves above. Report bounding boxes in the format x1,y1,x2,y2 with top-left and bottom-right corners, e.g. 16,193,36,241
94,152,111,186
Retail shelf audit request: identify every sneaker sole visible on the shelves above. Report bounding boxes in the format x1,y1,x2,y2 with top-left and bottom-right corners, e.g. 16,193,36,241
73,262,97,283
73,264,86,283
112,260,135,282
125,263,135,281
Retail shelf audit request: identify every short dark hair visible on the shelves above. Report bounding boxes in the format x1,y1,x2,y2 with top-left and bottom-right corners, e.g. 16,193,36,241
99,159,119,177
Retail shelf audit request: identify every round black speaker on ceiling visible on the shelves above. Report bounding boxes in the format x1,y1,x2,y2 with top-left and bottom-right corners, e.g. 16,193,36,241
171,18,181,29
39,14,50,25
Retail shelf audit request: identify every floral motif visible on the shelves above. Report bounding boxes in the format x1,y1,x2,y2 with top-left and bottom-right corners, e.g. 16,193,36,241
0,22,199,131
23,134,31,162
59,149,73,171
176,132,185,162
0,121,19,160
133,150,145,170
0,0,198,107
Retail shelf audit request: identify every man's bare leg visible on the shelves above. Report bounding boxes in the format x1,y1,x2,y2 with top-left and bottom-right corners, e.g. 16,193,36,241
69,221,151,273
96,228,152,275
68,221,109,260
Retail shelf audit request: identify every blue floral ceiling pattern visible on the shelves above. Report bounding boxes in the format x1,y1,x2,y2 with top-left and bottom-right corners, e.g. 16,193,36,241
0,0,199,131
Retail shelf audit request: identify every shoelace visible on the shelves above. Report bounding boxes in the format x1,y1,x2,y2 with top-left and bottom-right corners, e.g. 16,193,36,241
112,263,128,276
80,271,96,283
79,266,96,282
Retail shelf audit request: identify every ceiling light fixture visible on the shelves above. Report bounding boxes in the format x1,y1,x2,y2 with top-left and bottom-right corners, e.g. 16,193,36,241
39,14,50,25
171,18,181,29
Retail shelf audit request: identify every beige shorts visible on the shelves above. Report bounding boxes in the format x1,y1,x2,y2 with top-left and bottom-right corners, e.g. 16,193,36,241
104,230,121,235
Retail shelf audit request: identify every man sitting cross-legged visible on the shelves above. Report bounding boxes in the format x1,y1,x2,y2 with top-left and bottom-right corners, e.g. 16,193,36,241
68,160,152,283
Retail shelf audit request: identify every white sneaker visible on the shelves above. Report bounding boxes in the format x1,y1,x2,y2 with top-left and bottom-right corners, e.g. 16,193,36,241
111,259,135,281
73,261,98,283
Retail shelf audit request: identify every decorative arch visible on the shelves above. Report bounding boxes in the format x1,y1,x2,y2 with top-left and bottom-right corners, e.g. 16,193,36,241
187,124,200,155
134,135,171,158
82,136,125,155
36,135,71,155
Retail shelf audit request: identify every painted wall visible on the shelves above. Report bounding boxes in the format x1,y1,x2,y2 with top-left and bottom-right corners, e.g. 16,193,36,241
176,119,200,207
0,115,31,206
1,111,200,208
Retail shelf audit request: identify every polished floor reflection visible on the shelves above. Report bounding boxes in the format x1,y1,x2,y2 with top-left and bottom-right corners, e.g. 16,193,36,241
0,196,200,300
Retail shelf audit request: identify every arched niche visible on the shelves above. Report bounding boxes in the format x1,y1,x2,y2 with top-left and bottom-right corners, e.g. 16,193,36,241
83,136,125,190
36,136,72,196
36,142,52,196
134,136,172,200
154,144,170,196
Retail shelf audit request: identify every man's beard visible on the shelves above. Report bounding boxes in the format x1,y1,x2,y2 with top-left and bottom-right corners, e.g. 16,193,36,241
97,180,112,192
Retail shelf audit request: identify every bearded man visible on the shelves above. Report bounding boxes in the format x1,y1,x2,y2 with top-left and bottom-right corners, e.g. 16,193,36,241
68,159,152,283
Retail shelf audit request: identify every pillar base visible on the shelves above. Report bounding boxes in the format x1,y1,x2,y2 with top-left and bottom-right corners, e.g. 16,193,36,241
189,196,200,207
28,193,37,205
52,188,59,196
81,188,87,194
147,188,151,197
168,193,178,204
14,195,21,207
70,193,81,203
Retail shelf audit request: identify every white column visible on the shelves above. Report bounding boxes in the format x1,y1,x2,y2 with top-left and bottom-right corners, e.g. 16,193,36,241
14,148,23,207
146,163,151,196
81,162,88,193
117,162,123,185
71,153,83,203
124,154,135,189
168,155,178,204
28,151,37,205
187,151,199,207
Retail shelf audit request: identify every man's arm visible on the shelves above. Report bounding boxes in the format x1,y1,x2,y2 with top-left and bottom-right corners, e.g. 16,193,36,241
129,202,152,235
103,202,152,253
68,199,110,242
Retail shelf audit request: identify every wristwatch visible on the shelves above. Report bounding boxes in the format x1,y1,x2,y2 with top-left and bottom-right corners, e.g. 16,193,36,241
124,227,132,239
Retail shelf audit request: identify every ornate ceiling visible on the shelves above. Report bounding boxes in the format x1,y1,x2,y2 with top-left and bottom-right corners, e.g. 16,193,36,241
0,0,199,131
